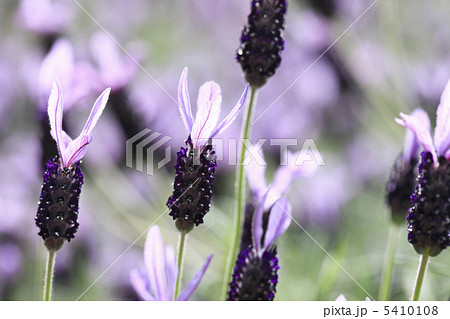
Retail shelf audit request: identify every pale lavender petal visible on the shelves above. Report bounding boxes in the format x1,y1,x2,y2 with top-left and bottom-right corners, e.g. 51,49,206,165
176,254,213,301
263,197,292,250
336,294,347,301
244,145,267,199
267,150,318,210
80,88,111,136
63,135,92,168
396,112,437,163
253,191,269,252
191,81,222,149
210,84,249,138
165,246,178,300
268,168,291,210
47,80,65,162
177,67,194,132
365,297,371,301
434,80,450,156
130,269,156,301
90,32,134,89
61,130,73,149
403,108,430,161
144,226,168,301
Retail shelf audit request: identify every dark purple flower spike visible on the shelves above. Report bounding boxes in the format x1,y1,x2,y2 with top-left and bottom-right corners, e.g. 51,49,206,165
167,68,248,233
237,0,287,88
228,194,291,301
36,80,110,251
386,108,427,224
396,80,450,256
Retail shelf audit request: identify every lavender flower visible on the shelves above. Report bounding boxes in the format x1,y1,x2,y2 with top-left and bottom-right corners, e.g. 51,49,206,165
16,0,73,36
35,81,110,251
240,146,317,250
228,193,291,301
167,68,249,232
396,80,450,256
130,226,212,301
237,0,287,88
386,108,427,224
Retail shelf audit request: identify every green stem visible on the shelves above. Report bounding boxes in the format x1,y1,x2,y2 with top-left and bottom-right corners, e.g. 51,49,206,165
411,254,429,301
174,231,187,300
221,86,258,300
43,250,56,301
378,224,399,301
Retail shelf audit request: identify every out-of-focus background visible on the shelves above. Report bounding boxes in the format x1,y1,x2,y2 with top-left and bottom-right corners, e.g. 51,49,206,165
1,0,450,301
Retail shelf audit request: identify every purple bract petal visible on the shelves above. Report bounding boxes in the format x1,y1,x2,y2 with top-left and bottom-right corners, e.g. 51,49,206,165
63,134,92,167
47,80,64,163
81,87,111,136
434,79,450,156
176,254,213,301
130,269,156,301
165,246,178,300
191,81,222,149
210,83,249,138
177,67,194,132
263,197,292,250
144,226,169,301
403,108,429,161
396,112,437,163
253,191,269,252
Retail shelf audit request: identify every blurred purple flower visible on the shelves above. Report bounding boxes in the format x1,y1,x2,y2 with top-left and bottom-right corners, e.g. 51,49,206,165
47,80,110,168
386,108,426,223
16,0,74,35
38,39,99,111
90,32,143,92
0,243,23,279
130,226,212,301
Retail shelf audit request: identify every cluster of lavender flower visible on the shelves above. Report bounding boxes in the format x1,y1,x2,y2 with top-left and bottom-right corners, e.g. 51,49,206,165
1,0,450,301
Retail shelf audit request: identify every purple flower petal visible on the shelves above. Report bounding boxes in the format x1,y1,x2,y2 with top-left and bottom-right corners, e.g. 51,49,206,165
63,134,92,167
336,294,347,301
176,254,213,301
47,80,65,163
165,246,178,300
263,197,292,250
403,108,430,161
177,67,194,133
144,226,169,301
434,79,450,156
80,87,111,136
396,112,437,163
191,81,222,149
130,269,156,301
253,190,269,252
210,84,249,138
